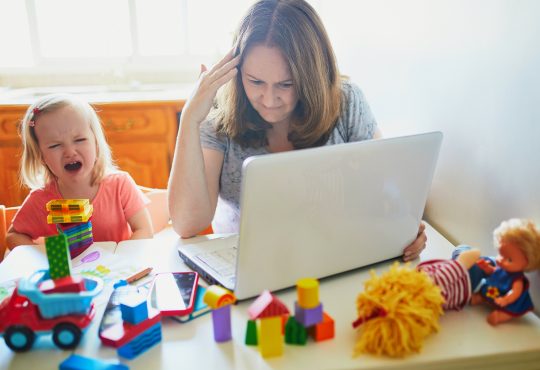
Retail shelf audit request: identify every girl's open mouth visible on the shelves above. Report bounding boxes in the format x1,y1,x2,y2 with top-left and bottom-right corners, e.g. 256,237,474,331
64,161,82,172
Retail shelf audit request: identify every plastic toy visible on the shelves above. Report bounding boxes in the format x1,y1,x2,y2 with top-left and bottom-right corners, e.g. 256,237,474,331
352,263,443,358
47,204,93,224
45,233,72,279
470,219,540,325
203,285,237,343
99,290,162,359
58,221,94,258
0,269,102,352
46,199,89,212
308,312,334,342
59,354,128,370
248,290,289,357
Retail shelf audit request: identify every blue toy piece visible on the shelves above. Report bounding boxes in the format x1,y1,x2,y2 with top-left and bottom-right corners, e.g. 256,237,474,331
120,293,149,325
59,354,129,370
17,270,103,319
117,321,162,359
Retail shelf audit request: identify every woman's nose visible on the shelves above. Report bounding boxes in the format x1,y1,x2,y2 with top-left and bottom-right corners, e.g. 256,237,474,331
261,87,278,107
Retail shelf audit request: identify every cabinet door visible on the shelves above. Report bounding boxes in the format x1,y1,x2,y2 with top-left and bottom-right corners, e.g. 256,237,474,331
0,146,28,207
111,142,170,189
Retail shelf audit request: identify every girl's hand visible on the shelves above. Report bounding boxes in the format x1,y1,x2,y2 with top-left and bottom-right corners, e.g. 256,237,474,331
182,50,240,126
402,222,427,261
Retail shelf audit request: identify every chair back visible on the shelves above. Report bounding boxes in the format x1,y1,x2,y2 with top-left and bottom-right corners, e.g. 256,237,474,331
0,205,21,262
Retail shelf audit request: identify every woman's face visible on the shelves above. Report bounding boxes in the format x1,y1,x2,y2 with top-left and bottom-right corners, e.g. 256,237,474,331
241,45,299,126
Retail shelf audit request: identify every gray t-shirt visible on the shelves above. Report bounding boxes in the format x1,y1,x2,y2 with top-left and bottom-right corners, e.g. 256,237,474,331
200,81,377,233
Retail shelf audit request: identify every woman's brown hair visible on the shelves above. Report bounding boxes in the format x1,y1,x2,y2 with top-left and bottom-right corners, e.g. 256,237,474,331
214,0,342,149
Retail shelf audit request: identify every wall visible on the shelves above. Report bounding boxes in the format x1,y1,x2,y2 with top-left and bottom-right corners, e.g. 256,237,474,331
318,0,540,251
317,0,540,313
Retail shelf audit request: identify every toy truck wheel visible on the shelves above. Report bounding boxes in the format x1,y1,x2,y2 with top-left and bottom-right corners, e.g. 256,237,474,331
4,325,36,352
52,323,82,349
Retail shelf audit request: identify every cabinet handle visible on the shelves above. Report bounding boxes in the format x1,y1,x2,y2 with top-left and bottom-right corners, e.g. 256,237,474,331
104,119,135,132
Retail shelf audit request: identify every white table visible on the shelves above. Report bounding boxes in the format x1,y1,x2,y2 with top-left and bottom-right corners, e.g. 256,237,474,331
1,224,540,370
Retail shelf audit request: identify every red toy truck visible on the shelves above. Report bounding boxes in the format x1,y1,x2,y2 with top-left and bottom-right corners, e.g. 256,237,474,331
0,270,102,352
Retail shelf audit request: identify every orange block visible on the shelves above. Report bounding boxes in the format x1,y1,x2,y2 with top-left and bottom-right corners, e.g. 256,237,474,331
309,312,334,342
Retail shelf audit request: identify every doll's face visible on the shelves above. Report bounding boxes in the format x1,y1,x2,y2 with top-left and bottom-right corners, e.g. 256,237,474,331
496,242,528,272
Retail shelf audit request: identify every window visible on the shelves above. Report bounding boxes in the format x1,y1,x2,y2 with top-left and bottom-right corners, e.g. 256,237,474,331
0,0,255,86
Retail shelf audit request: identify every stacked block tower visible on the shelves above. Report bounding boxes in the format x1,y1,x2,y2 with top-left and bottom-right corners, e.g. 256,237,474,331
203,285,237,342
287,278,334,344
46,199,93,259
246,290,290,358
99,289,162,359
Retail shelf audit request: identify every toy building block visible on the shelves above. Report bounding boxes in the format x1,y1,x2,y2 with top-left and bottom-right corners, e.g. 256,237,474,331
203,285,237,309
248,290,290,320
59,354,129,370
120,293,149,325
45,233,72,280
285,316,308,345
47,204,93,224
203,285,236,343
47,199,89,212
60,221,93,258
99,307,162,359
245,319,258,346
212,304,232,342
297,278,320,309
117,321,162,360
257,316,284,358
39,276,85,294
308,312,335,342
294,301,323,327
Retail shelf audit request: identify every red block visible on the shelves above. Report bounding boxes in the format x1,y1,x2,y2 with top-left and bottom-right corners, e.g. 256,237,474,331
309,312,335,342
40,276,85,293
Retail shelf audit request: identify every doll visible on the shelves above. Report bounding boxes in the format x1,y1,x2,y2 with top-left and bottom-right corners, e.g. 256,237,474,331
471,219,540,325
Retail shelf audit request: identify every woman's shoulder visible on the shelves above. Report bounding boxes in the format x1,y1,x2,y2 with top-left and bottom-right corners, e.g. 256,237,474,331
340,79,367,105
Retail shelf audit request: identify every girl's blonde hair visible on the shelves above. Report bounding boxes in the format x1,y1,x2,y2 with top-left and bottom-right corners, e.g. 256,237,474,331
20,93,117,189
494,218,540,272
214,0,342,149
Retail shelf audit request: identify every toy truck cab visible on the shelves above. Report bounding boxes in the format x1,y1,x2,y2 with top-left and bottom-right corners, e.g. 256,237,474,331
0,270,102,352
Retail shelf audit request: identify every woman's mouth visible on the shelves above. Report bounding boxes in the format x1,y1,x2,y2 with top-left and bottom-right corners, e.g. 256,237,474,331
64,161,82,172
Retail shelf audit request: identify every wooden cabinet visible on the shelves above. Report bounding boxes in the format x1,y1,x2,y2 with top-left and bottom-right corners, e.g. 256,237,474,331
0,99,183,207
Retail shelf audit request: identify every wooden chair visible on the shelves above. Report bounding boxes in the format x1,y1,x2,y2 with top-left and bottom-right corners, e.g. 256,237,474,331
0,204,20,262
138,186,213,235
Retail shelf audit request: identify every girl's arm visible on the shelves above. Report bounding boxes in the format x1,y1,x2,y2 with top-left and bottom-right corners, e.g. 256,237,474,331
168,51,239,238
127,208,153,240
494,278,524,307
6,226,36,249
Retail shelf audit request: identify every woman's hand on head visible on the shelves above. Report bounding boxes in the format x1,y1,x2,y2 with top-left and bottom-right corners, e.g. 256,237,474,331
182,50,240,126
402,222,427,261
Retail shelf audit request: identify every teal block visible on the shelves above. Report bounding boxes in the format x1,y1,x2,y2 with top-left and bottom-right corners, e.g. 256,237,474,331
45,233,72,279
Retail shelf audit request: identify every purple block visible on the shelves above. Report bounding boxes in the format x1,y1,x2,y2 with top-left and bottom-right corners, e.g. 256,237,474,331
212,305,232,342
294,301,323,327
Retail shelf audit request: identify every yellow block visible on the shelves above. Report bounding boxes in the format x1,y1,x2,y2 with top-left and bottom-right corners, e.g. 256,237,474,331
47,204,93,224
46,199,89,212
297,277,319,309
203,285,236,309
257,316,283,358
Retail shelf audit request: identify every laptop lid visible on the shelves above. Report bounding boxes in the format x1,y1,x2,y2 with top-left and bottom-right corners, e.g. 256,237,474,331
179,132,443,300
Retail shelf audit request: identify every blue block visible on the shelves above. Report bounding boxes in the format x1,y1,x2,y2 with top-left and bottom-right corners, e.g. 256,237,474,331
294,301,323,327
59,354,129,370
120,294,148,325
117,322,162,360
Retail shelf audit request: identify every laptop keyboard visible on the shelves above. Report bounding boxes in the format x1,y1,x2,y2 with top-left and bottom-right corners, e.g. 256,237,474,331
195,246,237,282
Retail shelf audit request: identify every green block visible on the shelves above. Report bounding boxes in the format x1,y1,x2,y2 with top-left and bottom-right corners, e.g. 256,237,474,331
245,319,258,346
45,233,72,280
285,316,308,345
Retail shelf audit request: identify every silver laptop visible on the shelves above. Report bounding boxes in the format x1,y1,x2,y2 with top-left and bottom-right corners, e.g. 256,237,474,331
178,132,443,300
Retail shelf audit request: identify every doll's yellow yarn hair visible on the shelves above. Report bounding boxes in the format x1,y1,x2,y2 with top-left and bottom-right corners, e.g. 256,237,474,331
353,262,444,358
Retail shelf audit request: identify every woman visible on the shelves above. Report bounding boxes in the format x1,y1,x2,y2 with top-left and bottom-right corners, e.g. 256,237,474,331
168,0,426,261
